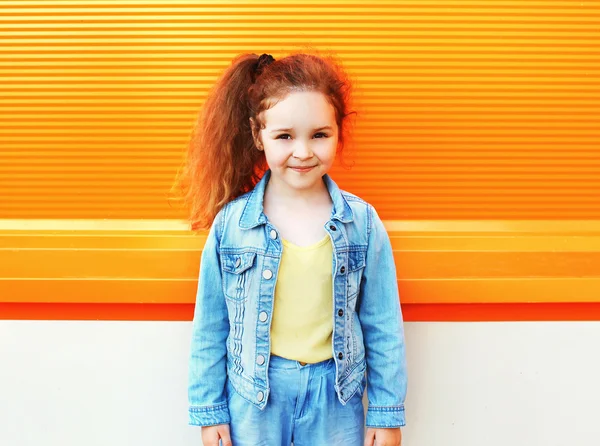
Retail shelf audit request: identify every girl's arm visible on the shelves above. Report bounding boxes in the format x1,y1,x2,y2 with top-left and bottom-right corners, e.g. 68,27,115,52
358,204,408,428
188,208,231,427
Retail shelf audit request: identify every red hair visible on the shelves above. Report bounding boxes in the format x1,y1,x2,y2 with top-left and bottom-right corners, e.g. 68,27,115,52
172,51,355,231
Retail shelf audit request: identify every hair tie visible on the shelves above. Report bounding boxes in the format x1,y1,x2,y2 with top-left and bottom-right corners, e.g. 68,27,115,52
254,53,275,77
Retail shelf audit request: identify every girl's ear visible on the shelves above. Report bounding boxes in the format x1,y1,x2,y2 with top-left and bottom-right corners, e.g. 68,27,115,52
249,117,263,151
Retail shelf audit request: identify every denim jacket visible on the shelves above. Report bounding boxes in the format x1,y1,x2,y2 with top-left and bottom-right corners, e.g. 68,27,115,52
188,170,407,428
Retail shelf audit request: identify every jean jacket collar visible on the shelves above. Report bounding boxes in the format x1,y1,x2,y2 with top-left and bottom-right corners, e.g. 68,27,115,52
238,169,354,230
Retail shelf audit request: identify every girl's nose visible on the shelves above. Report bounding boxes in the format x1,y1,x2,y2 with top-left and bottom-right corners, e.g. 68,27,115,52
292,142,313,159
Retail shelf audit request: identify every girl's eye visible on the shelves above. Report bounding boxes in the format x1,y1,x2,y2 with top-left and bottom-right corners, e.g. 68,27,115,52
276,132,328,140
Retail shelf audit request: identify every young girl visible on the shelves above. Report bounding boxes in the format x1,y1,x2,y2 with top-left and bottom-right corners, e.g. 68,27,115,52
182,52,407,446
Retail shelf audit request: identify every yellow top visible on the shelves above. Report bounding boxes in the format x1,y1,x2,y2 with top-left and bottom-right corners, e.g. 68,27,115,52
270,234,334,364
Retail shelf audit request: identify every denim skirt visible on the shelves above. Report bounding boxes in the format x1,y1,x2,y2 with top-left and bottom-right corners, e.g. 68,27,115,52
225,354,365,446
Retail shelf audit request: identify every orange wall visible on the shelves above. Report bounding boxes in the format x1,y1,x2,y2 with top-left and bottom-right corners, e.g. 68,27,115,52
1,1,599,320
1,0,599,220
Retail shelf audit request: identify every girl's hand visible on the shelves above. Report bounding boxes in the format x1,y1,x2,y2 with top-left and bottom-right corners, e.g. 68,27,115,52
201,423,232,446
364,427,402,446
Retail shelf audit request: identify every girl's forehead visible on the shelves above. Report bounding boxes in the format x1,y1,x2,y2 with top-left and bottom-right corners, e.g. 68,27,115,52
262,91,336,128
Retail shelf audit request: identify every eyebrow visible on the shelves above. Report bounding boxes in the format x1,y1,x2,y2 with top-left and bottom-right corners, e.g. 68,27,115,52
269,125,333,134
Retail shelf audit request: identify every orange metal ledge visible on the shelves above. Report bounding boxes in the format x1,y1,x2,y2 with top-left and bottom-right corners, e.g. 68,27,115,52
1,219,599,320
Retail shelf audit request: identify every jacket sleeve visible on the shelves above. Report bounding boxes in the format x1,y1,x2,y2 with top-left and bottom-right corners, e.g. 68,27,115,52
188,208,231,426
357,204,408,428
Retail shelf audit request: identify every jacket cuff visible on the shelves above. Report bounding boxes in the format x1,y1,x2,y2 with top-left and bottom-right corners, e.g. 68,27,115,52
188,402,231,427
365,405,406,428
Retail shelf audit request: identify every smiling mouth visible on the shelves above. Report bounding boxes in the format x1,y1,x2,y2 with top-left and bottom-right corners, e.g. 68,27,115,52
289,166,316,170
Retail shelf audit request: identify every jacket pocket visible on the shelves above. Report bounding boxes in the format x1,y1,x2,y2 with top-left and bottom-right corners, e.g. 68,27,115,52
221,251,256,302
346,250,366,302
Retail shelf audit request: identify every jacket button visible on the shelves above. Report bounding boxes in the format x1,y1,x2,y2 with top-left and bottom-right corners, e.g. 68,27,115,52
338,309,344,317
256,355,265,365
262,269,273,280
338,352,343,360
257,391,264,402
340,266,346,274
330,225,337,231
235,257,241,267
269,229,278,240
259,311,268,322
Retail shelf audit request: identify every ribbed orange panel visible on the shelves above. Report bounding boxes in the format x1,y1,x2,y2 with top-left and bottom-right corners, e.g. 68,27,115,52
1,0,599,220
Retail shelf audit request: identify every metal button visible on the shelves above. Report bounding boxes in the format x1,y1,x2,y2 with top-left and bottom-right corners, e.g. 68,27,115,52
269,229,278,240
262,269,273,280
340,266,346,274
257,391,264,402
256,355,265,365
338,352,343,360
329,225,337,231
299,361,307,366
338,309,344,317
235,257,241,267
259,311,268,322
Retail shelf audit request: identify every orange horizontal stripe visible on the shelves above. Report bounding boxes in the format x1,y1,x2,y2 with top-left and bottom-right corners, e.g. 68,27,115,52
3,278,600,305
0,303,193,321
2,220,600,304
3,303,600,322
404,303,600,322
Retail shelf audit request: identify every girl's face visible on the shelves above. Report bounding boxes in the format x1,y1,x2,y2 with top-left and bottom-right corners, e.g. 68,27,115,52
256,90,339,194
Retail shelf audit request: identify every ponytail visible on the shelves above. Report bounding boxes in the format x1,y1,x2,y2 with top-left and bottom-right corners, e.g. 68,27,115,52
173,53,266,231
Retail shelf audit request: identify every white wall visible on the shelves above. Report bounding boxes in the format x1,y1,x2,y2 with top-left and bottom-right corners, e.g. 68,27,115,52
1,321,599,446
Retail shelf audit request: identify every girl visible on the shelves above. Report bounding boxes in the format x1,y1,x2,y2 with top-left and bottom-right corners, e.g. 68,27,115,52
181,52,407,446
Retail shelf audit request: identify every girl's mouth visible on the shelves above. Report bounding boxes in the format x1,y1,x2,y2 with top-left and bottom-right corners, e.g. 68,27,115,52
289,166,316,173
